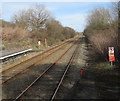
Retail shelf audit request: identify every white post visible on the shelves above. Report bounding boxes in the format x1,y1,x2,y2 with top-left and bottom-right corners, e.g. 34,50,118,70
111,61,113,66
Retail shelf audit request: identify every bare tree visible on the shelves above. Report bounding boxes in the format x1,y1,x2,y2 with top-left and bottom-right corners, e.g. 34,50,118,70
84,7,118,61
87,8,112,30
110,2,119,21
12,4,52,31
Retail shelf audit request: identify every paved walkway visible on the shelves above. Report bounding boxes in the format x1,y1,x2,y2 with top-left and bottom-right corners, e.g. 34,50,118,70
0,49,27,57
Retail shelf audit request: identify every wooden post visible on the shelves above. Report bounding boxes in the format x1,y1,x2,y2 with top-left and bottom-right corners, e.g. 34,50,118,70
45,38,48,48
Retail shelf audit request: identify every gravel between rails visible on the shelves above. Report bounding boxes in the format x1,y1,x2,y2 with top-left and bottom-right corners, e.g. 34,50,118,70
52,37,87,99
19,40,78,100
2,39,78,100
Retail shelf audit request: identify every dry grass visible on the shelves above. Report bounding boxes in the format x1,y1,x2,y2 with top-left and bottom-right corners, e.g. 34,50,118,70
1,26,29,41
1,20,77,50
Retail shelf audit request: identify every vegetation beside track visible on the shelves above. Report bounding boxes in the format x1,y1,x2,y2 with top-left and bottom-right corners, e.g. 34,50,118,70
1,4,79,51
83,2,120,64
68,37,120,100
77,35,120,99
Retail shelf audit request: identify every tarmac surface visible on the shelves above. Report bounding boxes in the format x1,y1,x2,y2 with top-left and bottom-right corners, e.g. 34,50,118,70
0,49,26,57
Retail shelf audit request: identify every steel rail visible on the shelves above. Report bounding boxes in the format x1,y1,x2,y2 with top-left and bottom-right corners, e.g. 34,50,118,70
13,39,77,101
1,37,77,74
1,41,70,84
50,44,79,101
1,41,69,74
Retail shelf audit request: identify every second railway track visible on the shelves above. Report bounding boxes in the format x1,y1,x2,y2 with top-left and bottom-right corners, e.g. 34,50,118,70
2,37,80,100
1,37,77,84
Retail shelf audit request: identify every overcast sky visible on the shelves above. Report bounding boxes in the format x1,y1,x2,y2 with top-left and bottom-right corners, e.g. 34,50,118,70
1,1,113,32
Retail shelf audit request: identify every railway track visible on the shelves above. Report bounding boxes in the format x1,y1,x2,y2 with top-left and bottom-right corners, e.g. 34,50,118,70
12,38,79,101
51,43,79,101
1,37,79,84
1,39,75,84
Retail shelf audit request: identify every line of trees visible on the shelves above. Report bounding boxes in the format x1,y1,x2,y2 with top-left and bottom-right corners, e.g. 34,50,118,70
12,5,51,31
1,4,78,49
84,2,120,63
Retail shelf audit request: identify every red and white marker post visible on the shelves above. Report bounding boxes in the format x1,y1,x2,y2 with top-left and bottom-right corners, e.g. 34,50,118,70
38,41,41,47
108,47,115,66
80,69,84,75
